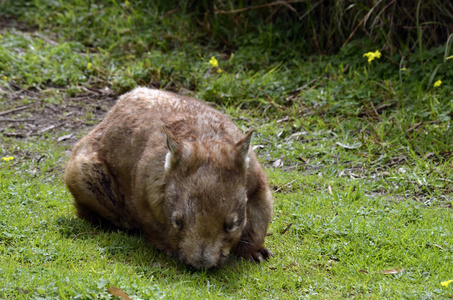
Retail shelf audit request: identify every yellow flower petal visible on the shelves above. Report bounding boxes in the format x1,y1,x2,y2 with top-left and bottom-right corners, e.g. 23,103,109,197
441,279,453,288
434,80,442,88
363,50,382,63
209,56,219,68
87,62,92,70
2,156,14,162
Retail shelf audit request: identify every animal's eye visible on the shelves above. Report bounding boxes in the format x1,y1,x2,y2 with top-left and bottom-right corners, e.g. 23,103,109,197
224,215,239,233
171,214,183,231
224,222,236,233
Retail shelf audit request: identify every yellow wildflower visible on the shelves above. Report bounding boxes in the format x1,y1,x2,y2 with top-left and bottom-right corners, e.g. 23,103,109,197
2,156,14,162
87,62,92,70
125,0,130,7
209,56,219,68
3,76,7,81
441,279,453,288
433,80,442,88
363,50,382,63
217,68,222,74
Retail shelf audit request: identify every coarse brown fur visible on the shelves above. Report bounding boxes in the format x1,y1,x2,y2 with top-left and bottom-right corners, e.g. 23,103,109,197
64,87,273,269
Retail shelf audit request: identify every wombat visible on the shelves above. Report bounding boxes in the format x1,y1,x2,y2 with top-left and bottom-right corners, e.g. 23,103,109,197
64,87,273,269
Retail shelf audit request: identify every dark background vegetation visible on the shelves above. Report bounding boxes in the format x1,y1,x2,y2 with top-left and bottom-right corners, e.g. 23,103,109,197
4,0,453,55
188,0,453,55
2,0,452,103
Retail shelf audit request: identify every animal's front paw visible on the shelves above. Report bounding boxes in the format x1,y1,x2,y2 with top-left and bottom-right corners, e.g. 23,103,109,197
242,247,273,263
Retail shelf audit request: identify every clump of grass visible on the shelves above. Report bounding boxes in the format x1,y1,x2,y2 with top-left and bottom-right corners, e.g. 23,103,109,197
0,30,93,88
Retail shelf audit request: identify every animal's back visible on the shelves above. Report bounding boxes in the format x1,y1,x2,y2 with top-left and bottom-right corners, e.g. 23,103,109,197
95,87,245,173
97,88,241,154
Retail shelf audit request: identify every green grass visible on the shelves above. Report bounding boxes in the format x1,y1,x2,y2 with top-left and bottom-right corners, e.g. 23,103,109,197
1,0,453,299
2,137,452,299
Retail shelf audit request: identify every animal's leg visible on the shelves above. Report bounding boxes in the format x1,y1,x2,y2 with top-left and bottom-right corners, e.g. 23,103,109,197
64,149,126,228
234,187,273,262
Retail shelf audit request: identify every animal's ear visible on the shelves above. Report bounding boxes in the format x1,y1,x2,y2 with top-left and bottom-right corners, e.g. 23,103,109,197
163,125,178,154
163,125,180,171
236,129,254,169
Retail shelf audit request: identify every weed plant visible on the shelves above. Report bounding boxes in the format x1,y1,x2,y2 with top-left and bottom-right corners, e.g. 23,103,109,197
1,0,453,298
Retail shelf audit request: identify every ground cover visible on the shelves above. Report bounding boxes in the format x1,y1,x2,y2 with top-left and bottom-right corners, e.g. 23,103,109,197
1,1,453,299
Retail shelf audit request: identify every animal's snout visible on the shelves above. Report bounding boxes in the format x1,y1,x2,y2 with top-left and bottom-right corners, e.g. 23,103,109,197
180,242,220,270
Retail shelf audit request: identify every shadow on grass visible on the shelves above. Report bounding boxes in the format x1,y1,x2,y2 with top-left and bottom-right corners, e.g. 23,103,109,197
53,215,260,279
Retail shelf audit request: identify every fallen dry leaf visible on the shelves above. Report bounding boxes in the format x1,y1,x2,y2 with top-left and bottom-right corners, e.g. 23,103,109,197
272,158,283,168
380,269,404,275
108,287,131,300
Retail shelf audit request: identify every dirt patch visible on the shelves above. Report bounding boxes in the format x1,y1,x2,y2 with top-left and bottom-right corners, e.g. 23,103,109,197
0,16,117,146
0,15,38,32
0,85,117,145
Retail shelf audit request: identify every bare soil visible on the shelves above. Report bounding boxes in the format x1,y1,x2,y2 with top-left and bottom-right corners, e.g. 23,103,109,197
0,85,117,145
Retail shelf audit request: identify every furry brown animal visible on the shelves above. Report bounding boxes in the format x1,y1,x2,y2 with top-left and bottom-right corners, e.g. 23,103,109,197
64,87,273,269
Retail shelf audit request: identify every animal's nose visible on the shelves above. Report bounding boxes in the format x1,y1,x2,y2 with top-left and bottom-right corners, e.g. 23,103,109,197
189,243,218,270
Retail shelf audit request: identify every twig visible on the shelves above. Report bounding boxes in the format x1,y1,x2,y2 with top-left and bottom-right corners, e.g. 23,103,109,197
2,132,25,138
426,243,444,251
33,32,59,46
342,0,383,47
438,178,453,183
364,118,385,146
291,73,328,94
280,223,293,235
406,120,440,134
375,102,395,113
258,88,284,112
72,231,98,240
274,179,297,193
342,16,366,48
45,104,58,113
386,156,407,167
0,104,33,116
367,100,380,120
0,118,33,122
37,123,64,134
286,73,328,102
285,73,329,102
